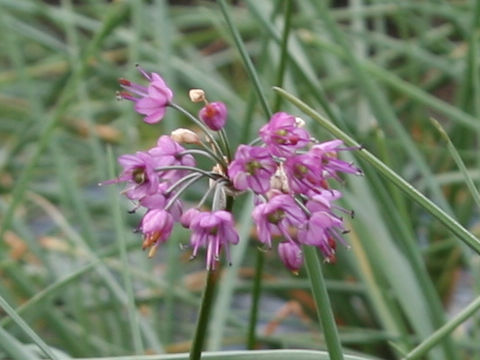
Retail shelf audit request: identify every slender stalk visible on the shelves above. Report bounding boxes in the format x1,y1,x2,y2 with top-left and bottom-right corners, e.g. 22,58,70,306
180,149,225,166
402,295,480,360
169,102,225,164
303,246,344,360
219,128,232,162
246,249,265,349
189,269,220,360
155,165,227,181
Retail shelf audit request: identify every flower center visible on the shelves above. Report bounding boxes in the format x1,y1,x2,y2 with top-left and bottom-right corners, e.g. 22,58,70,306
293,164,308,178
267,209,285,224
246,160,261,175
133,168,146,184
209,226,219,235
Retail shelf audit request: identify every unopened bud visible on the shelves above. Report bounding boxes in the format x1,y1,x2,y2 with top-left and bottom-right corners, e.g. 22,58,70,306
171,128,201,145
189,89,206,103
295,117,306,128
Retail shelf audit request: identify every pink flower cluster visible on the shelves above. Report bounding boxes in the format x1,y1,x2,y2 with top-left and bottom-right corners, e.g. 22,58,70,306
105,67,362,272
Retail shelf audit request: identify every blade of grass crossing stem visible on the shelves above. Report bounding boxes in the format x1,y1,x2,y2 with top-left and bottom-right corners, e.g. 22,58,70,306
273,88,480,255
402,295,480,360
63,349,373,360
0,294,60,360
107,146,144,354
431,118,480,211
304,246,344,360
217,0,272,118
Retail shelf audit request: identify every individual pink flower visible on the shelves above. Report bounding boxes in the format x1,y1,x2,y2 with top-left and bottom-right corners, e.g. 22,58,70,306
139,183,183,221
259,112,310,157
139,209,174,257
228,145,277,194
199,102,228,131
149,135,196,182
252,193,307,248
118,66,173,124
180,208,201,228
311,140,363,181
101,151,160,201
188,210,239,270
284,152,325,194
278,242,303,273
298,211,347,263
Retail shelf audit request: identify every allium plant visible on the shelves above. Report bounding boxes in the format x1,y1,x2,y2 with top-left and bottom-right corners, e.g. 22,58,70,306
103,66,363,271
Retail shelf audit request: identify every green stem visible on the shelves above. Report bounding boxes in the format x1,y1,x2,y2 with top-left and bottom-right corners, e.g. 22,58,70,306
303,246,344,360
272,0,293,112
169,102,226,165
402,295,480,360
218,0,272,118
274,87,480,255
189,269,219,360
246,249,265,349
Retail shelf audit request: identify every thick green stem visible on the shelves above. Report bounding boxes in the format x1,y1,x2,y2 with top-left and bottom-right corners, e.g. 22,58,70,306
189,269,219,360
246,249,265,349
304,246,344,360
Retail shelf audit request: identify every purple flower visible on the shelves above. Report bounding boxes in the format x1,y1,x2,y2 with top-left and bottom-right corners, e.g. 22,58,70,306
228,145,277,194
180,208,201,228
259,112,310,157
118,66,173,124
298,211,347,263
139,183,183,221
101,151,160,200
284,152,325,194
149,135,196,182
305,190,342,213
140,209,174,257
311,140,363,181
252,193,307,248
199,101,228,131
188,210,239,270
278,242,303,273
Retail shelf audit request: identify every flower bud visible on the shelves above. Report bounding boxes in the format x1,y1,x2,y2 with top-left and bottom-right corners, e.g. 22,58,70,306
199,102,227,131
189,89,206,103
170,128,201,145
295,117,306,128
278,242,303,274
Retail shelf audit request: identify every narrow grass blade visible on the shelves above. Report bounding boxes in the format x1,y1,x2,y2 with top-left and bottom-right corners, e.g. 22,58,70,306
75,349,374,360
0,294,60,360
403,295,480,360
218,0,272,118
430,118,480,210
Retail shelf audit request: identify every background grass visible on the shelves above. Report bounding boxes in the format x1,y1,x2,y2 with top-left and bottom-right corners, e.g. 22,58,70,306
1,0,480,359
